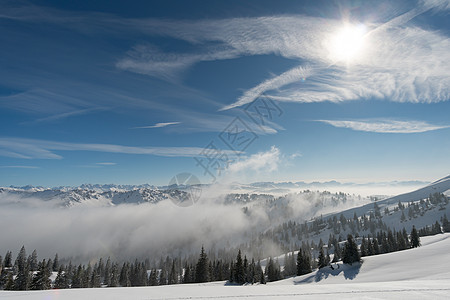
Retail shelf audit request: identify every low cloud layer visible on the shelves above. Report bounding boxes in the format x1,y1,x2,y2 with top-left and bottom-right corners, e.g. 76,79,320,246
0,196,257,263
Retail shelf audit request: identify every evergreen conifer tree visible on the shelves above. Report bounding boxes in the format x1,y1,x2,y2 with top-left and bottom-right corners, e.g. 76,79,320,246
30,259,51,290
28,250,38,272
71,265,83,288
13,246,29,290
234,250,245,284
410,226,421,248
169,260,178,285
296,249,312,275
342,234,360,265
91,268,101,288
52,254,59,272
194,246,209,283
3,251,12,268
110,263,120,287
317,248,327,269
104,257,112,286
442,214,450,232
149,268,158,286
54,266,69,289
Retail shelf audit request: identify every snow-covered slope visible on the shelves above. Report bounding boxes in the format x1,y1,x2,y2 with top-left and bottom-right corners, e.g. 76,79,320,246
382,175,450,205
334,175,450,220
1,234,449,299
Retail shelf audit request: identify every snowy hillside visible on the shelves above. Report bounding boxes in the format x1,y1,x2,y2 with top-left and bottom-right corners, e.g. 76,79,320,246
328,176,450,230
1,234,449,299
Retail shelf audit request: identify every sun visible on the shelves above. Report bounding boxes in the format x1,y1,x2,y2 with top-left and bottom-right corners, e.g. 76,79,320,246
327,23,367,63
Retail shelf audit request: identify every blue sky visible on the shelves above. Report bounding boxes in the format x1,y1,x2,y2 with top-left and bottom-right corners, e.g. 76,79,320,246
0,0,449,187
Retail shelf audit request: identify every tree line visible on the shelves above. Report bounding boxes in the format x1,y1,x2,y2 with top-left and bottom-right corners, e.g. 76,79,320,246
1,211,447,291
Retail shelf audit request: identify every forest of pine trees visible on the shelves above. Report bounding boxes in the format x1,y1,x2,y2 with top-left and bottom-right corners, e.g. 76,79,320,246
0,207,447,291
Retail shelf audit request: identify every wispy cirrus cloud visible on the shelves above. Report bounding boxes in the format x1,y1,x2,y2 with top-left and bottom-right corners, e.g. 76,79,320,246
95,162,117,166
318,119,450,133
133,122,181,129
0,165,39,169
0,137,241,159
218,6,450,109
117,44,241,82
220,66,313,111
1,1,449,120
115,5,450,110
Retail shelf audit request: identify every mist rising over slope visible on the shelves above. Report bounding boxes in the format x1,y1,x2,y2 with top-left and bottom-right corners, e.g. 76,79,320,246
0,176,448,263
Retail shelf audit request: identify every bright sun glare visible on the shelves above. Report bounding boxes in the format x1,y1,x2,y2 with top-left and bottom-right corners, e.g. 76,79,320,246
328,23,367,63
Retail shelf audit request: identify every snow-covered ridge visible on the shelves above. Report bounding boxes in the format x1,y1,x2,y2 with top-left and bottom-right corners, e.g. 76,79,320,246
0,176,448,208
5,178,432,193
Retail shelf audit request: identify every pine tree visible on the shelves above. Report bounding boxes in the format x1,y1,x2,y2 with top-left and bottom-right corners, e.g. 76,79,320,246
401,211,406,222
367,237,374,256
4,273,14,290
13,246,30,290
440,214,450,232
360,237,368,257
3,251,12,268
410,226,421,248
194,246,209,283
296,249,311,275
148,268,158,286
183,264,191,284
248,258,256,284
372,238,380,255
342,234,360,265
432,221,442,234
402,228,411,248
266,258,281,282
234,250,245,284
28,250,38,272
30,259,51,290
83,264,92,288
119,263,131,287
54,266,69,289
243,256,248,283
104,257,112,286
256,260,265,284
71,265,83,288
317,248,327,269
332,243,341,262
397,231,406,250
52,254,59,272
109,263,119,287
168,260,178,285
259,264,266,284
91,268,101,288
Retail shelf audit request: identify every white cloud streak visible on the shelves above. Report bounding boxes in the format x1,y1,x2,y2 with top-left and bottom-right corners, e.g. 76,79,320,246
0,137,241,159
95,162,117,166
318,119,450,133
220,66,313,111
0,165,39,169
133,121,181,129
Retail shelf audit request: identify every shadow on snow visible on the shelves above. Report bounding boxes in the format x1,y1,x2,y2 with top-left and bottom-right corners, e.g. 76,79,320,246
294,262,362,284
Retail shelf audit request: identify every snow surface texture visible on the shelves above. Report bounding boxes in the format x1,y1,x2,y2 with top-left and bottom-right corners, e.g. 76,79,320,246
1,234,449,299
